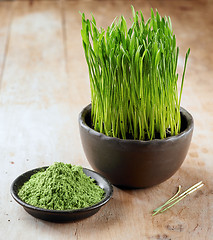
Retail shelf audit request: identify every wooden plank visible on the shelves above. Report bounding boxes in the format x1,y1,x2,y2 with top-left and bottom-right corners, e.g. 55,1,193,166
0,2,13,85
0,1,82,239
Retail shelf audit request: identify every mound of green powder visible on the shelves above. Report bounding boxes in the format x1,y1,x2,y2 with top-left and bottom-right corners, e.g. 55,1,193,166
18,162,105,210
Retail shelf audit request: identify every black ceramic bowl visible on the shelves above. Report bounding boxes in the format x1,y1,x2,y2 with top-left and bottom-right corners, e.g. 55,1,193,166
11,167,113,223
79,104,194,188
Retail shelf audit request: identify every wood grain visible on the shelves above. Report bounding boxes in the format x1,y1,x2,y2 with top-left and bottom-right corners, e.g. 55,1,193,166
0,1,213,239
0,2,13,86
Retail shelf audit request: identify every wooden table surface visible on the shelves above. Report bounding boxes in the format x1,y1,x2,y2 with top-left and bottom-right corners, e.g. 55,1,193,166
1,0,212,239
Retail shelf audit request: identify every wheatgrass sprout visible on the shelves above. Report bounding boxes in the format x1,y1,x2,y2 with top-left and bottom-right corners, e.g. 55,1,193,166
81,7,190,140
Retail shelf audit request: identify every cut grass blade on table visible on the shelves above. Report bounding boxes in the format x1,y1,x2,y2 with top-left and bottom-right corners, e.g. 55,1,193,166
81,6,190,140
152,181,204,216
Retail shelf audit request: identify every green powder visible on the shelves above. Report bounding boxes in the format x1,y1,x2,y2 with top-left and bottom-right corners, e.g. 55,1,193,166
18,162,105,210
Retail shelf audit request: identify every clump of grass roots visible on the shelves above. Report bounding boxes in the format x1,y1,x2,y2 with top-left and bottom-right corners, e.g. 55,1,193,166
81,6,190,140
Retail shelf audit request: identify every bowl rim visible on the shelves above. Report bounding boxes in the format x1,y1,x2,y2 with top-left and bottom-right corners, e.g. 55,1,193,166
79,103,194,144
11,166,113,214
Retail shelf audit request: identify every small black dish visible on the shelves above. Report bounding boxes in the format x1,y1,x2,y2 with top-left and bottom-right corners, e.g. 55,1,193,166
11,167,113,223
